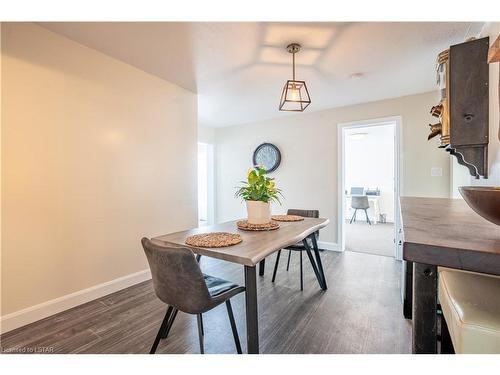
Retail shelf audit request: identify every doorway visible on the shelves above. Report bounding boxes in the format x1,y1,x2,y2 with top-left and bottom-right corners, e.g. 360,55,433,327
338,117,402,259
197,142,215,227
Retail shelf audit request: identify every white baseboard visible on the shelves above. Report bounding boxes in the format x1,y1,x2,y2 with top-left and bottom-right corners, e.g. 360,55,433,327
318,241,341,251
0,242,340,334
0,269,151,334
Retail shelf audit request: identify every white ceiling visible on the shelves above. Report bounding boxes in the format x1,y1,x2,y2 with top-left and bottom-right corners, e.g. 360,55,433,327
39,22,483,127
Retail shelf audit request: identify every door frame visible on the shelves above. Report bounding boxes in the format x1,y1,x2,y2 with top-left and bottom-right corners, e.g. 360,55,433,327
337,116,403,260
197,142,216,226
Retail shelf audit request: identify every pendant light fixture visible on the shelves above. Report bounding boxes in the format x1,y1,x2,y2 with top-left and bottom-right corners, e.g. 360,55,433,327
279,43,311,112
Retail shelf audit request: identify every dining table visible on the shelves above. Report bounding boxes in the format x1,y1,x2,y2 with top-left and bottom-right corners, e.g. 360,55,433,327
152,217,330,354
400,197,500,354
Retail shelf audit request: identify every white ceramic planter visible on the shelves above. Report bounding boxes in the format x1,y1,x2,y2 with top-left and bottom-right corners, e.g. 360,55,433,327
246,200,271,224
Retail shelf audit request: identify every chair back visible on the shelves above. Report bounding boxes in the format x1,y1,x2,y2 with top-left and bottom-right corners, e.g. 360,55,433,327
287,209,320,240
351,195,370,209
141,238,212,314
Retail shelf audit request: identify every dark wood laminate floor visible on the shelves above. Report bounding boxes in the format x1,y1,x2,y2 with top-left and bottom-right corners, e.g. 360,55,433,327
0,251,411,354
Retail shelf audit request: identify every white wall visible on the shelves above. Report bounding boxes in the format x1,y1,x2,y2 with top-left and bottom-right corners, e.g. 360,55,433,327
1,23,198,322
214,91,449,245
198,126,217,226
450,156,471,198
198,125,216,144
345,125,395,221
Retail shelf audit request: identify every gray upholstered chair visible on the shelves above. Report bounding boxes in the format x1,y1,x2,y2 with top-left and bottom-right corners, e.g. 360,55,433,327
349,195,371,225
141,238,245,354
271,209,320,291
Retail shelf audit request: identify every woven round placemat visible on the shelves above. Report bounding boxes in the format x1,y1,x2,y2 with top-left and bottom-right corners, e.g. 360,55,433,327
271,215,305,222
236,220,280,231
185,232,242,248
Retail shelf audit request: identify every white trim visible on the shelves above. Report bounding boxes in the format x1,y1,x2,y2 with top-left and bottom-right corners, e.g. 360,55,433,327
198,142,216,226
206,143,216,225
337,116,403,260
318,241,341,252
0,269,151,334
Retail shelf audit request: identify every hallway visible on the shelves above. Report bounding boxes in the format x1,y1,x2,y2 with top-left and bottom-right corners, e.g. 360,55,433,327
345,222,395,257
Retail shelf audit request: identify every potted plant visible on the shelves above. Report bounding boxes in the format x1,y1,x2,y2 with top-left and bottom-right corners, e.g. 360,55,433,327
235,166,283,224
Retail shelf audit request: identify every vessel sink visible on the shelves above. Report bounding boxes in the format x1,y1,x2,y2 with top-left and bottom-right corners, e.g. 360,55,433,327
459,186,500,226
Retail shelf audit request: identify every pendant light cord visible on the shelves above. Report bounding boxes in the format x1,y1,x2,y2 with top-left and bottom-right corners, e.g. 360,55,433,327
292,51,296,81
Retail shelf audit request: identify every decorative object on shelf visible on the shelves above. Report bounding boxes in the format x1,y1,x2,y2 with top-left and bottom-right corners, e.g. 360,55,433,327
428,50,450,146
185,232,242,248
253,143,281,173
279,43,311,112
488,35,500,64
235,166,283,224
459,186,500,226
427,37,490,178
271,214,304,222
236,220,280,231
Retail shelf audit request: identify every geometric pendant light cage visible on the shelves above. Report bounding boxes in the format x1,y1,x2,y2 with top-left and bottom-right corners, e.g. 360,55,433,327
279,43,311,112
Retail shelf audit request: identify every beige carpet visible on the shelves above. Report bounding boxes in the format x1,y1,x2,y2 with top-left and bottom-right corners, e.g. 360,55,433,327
345,221,395,257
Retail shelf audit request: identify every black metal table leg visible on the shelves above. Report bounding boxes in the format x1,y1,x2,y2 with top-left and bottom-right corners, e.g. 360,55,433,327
259,259,265,276
440,313,455,354
300,250,303,291
403,261,413,319
412,262,438,354
271,250,281,282
302,239,326,290
244,265,259,354
310,234,327,290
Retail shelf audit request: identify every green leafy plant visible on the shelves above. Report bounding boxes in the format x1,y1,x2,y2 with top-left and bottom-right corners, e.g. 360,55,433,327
235,166,283,204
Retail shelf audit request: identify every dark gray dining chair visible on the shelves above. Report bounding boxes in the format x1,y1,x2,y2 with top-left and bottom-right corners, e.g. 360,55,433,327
349,195,371,225
271,209,320,291
141,238,245,354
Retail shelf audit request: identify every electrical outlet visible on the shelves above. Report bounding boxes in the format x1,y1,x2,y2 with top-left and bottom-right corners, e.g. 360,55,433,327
431,167,443,177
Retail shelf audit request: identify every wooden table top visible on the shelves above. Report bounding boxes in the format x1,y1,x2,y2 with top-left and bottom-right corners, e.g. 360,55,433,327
152,217,329,267
401,197,500,275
